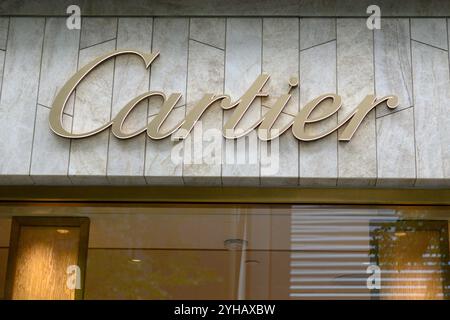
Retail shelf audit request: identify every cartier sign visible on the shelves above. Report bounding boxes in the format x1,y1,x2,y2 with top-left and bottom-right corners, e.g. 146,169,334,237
49,50,399,142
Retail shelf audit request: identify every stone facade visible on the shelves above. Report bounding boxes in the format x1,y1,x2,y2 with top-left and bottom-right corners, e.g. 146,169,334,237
0,17,449,187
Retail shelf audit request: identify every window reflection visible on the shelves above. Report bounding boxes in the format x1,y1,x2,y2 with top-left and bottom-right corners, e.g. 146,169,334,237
371,221,449,299
0,205,448,300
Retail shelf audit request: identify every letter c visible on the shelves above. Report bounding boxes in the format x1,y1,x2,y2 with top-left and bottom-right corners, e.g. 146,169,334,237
49,50,159,138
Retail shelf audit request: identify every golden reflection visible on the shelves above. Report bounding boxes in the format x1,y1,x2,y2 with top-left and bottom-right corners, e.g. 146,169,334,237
372,221,450,300
11,226,80,300
0,206,449,300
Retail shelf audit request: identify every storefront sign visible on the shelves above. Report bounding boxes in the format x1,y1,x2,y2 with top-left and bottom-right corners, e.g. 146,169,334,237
49,50,399,142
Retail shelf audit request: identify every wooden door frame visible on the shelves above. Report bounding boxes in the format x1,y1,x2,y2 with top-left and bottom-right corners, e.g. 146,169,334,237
4,216,90,300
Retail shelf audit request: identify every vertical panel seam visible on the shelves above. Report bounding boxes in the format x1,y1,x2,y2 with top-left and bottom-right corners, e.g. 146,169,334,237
0,18,10,107
298,17,301,186
181,17,190,187
220,18,227,187
335,18,339,186
410,18,418,187
67,16,83,185
143,17,155,184
259,18,263,187
373,23,378,187
28,17,46,184
105,17,119,185
446,18,450,181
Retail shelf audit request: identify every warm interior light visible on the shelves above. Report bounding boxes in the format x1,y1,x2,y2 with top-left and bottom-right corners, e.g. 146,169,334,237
394,232,407,237
129,259,142,263
56,229,69,234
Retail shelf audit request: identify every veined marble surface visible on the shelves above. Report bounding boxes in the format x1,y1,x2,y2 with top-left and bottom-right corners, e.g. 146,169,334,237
0,17,449,188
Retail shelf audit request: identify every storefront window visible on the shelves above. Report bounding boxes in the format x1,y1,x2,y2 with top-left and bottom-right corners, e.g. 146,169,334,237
0,204,449,300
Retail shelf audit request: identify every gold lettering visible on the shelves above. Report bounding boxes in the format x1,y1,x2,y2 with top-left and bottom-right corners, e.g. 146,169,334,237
147,93,183,139
292,94,342,141
258,94,292,140
222,74,269,139
258,77,299,141
49,49,159,138
292,94,398,141
112,91,165,139
338,95,398,141
172,94,227,140
49,50,399,144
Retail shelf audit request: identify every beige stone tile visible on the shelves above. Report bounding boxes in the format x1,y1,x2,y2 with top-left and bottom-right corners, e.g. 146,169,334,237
107,18,153,185
148,18,188,114
183,40,224,186
0,18,8,50
376,108,416,187
411,18,447,50
31,18,80,185
412,41,450,185
30,106,72,184
145,18,188,185
0,50,4,99
80,17,117,49
261,18,299,186
0,18,45,184
300,18,335,50
260,109,298,187
222,18,262,187
190,18,226,49
299,40,337,187
336,18,376,186
374,18,413,117
38,18,80,114
69,39,116,185
145,109,185,186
